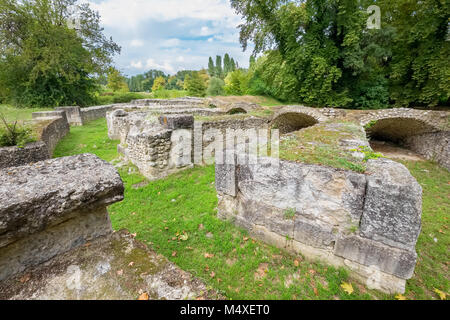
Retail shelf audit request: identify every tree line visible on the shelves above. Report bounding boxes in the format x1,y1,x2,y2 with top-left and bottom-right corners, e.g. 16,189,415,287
229,0,449,109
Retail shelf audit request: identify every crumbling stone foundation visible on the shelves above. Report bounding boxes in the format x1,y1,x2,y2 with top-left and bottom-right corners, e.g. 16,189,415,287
216,155,422,294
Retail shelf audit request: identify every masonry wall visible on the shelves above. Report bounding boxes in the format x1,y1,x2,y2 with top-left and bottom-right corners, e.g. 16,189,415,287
0,142,50,170
216,156,422,294
36,116,70,155
405,131,450,170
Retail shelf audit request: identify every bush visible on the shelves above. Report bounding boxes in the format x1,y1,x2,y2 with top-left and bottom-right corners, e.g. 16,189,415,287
0,114,36,147
206,77,225,96
111,92,146,104
185,72,207,97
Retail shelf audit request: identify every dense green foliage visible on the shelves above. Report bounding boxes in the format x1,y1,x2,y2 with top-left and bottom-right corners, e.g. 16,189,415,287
230,0,449,108
0,0,120,108
185,71,207,97
206,77,226,96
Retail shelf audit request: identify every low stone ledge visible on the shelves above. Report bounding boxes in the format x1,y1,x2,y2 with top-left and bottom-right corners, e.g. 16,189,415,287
0,154,124,249
0,142,50,170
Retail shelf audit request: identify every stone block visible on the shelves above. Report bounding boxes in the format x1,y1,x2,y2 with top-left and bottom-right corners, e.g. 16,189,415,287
0,154,124,249
159,114,194,129
335,235,417,279
360,159,422,251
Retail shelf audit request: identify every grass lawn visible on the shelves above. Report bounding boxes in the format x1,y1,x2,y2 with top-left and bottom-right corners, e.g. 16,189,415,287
0,104,52,122
53,118,449,300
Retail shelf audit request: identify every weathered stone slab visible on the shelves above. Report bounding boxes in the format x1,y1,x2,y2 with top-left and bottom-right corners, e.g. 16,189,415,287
0,154,124,248
159,114,194,129
360,159,422,251
335,235,417,280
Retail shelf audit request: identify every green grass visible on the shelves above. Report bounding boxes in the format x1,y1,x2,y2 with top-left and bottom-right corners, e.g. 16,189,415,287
53,118,119,161
0,104,52,122
53,118,449,300
400,161,449,300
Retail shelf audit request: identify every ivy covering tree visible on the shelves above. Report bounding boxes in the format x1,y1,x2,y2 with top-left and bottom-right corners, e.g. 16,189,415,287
0,0,120,107
231,0,449,108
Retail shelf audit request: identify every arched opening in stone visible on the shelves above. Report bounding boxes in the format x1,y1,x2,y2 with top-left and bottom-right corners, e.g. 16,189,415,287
271,112,319,135
227,108,247,115
365,117,438,160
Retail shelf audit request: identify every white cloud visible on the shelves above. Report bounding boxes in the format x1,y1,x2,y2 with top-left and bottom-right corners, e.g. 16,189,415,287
88,0,241,30
160,38,181,48
130,60,144,69
145,59,175,74
130,39,144,47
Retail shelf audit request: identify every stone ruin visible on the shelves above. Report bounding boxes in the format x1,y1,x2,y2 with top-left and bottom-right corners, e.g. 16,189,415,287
0,97,448,298
0,154,219,300
104,98,449,294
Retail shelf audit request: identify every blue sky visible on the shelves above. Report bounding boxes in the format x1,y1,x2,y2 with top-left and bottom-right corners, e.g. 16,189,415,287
86,0,253,77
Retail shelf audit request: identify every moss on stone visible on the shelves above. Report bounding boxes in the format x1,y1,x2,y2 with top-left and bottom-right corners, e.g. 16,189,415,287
279,121,369,173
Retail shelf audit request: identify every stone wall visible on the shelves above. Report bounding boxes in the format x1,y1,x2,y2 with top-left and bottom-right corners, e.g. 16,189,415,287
34,115,70,155
405,131,450,170
0,111,69,170
216,155,422,294
0,154,124,281
0,142,50,170
57,105,121,126
108,109,273,180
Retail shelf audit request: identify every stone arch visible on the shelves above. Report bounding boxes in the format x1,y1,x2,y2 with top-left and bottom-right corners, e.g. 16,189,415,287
271,111,320,134
227,107,248,115
364,117,439,143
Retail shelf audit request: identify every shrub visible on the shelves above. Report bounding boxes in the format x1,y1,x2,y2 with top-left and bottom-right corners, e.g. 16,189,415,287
206,77,225,96
0,114,36,147
111,92,146,104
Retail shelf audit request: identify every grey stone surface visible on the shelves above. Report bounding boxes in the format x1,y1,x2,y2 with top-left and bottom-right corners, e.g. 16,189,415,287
235,159,366,231
55,106,83,126
335,235,417,279
34,115,70,155
159,114,194,129
405,131,450,170
0,207,112,281
0,154,124,248
0,231,221,300
293,217,337,250
0,142,50,170
360,159,422,251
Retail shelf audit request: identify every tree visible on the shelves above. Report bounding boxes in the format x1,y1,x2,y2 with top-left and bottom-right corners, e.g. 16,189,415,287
230,58,237,72
185,71,207,97
224,69,250,96
382,0,449,107
107,68,128,92
215,55,223,79
0,0,120,107
208,57,215,77
207,77,225,96
223,53,231,75
152,76,166,92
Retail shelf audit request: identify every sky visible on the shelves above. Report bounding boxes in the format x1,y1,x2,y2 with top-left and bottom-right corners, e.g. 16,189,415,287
85,0,253,77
